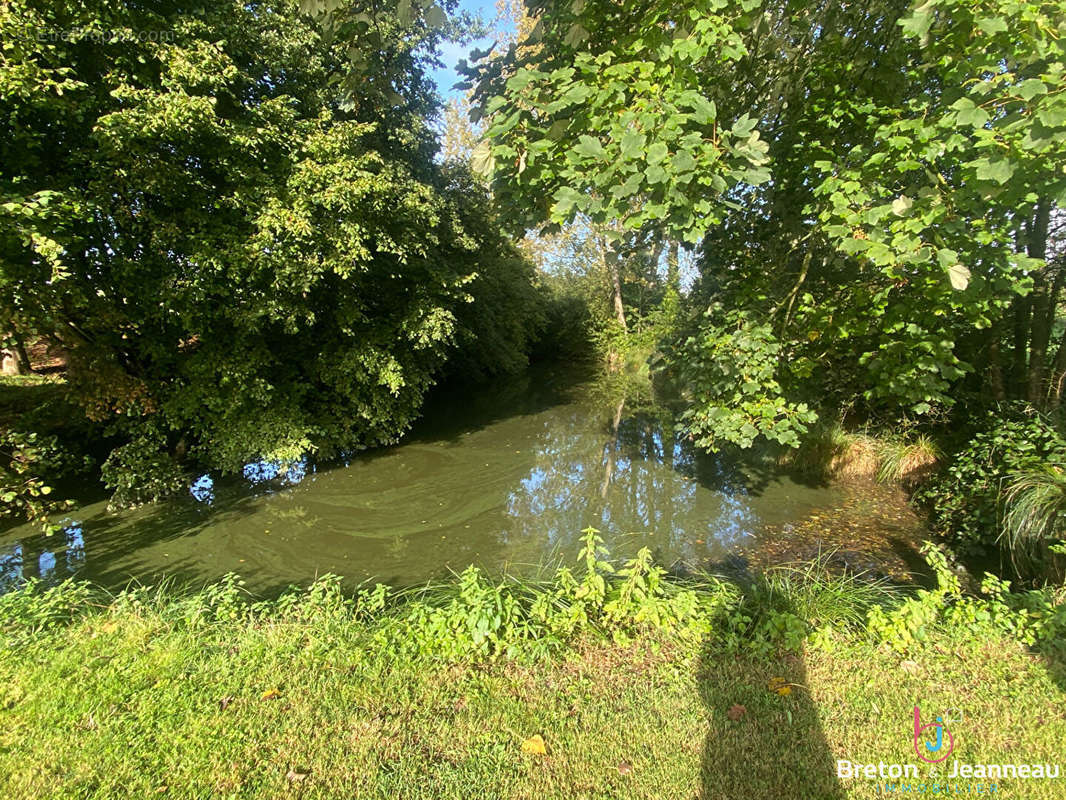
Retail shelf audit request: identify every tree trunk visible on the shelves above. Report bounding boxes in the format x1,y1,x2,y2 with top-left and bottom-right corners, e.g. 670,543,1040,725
605,243,628,332
1010,294,1032,397
1048,322,1066,410
987,328,1006,403
1025,198,1052,405
1,331,29,376
12,331,31,373
667,241,680,293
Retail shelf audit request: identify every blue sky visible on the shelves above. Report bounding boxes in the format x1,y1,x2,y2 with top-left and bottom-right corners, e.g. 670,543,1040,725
427,0,505,99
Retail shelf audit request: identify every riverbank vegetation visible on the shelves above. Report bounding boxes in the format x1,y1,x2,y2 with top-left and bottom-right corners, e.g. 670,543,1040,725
2,536,1064,799
2,0,1066,794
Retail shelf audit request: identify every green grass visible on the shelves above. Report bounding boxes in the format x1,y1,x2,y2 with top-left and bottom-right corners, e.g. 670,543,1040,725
1,580,1064,799
1002,465,1066,554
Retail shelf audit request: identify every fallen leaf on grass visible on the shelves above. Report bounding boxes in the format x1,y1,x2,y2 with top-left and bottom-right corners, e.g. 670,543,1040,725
899,660,921,675
768,677,792,696
617,761,634,775
219,696,234,711
286,767,311,783
726,704,747,721
260,688,282,701
521,734,548,755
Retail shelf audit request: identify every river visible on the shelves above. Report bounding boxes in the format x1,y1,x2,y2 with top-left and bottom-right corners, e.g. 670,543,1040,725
0,365,927,593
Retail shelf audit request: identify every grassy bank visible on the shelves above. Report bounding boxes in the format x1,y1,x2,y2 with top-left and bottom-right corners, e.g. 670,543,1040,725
1,538,1064,799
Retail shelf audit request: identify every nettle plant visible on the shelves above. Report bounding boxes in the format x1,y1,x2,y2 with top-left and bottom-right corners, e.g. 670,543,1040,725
866,543,1066,655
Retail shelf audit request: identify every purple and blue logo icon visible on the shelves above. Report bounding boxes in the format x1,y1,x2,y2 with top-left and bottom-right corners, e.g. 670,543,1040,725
914,706,955,763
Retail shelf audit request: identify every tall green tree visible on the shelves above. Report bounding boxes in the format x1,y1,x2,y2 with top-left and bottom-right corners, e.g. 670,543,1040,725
471,0,1066,447
0,0,540,502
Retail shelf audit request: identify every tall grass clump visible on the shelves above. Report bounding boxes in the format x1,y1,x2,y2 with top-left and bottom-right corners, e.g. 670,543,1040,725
782,423,879,480
1001,465,1066,555
875,433,942,485
757,552,899,630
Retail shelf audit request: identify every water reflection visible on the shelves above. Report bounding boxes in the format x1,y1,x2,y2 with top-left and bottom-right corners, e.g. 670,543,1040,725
190,475,215,504
0,522,86,591
0,366,926,593
241,457,310,487
504,404,757,565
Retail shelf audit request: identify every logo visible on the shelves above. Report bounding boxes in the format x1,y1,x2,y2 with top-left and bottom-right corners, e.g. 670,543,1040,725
913,706,954,763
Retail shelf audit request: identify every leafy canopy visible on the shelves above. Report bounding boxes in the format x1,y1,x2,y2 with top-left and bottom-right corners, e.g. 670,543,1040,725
0,0,540,499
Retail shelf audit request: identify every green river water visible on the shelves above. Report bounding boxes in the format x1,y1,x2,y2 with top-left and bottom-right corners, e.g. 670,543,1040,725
0,365,927,594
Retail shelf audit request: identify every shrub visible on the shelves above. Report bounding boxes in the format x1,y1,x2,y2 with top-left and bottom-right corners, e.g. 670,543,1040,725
916,405,1066,555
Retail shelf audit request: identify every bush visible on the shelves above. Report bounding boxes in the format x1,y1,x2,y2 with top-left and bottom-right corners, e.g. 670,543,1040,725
916,407,1066,550
866,543,1066,657
916,405,1066,555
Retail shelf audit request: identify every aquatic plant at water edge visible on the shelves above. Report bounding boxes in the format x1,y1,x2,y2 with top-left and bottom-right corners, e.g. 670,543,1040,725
1001,465,1066,556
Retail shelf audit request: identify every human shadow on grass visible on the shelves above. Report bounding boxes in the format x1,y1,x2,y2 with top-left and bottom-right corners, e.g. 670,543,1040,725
696,585,845,800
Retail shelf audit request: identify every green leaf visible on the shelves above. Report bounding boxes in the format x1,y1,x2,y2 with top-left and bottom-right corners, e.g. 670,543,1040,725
731,114,757,137
552,186,583,217
645,164,667,184
564,23,589,48
975,16,1007,35
646,142,668,165
424,4,446,29
973,157,1014,184
672,149,696,173
1017,79,1047,102
936,248,958,269
899,2,934,39
1037,105,1066,128
741,165,771,185
690,96,717,124
574,135,606,160
505,70,534,92
950,97,989,128
620,130,645,159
